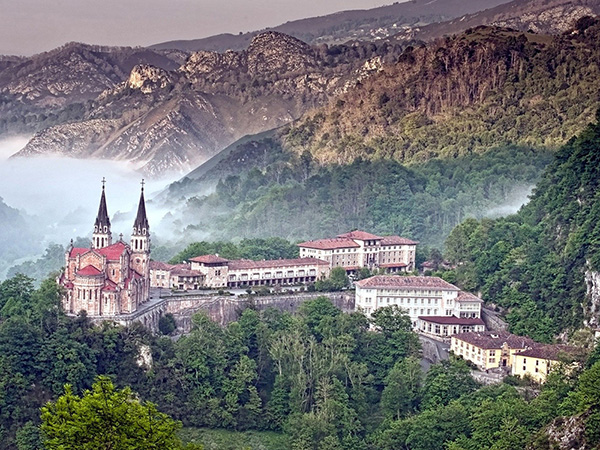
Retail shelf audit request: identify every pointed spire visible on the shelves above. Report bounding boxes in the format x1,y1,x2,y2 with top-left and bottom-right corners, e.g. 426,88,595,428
133,179,149,233
94,177,111,231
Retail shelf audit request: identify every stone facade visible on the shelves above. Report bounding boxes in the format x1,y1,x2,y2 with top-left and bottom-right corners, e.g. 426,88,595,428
298,230,417,273
60,182,151,317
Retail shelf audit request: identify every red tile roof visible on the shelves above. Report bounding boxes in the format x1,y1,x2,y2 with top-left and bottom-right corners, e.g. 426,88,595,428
452,331,537,349
517,344,580,361
380,236,419,246
69,247,89,257
379,262,408,268
418,316,485,326
228,257,329,271
171,267,202,277
355,275,459,290
456,291,484,303
337,230,383,240
149,260,175,271
76,265,103,277
97,242,128,260
298,238,360,250
189,254,229,264
101,280,118,291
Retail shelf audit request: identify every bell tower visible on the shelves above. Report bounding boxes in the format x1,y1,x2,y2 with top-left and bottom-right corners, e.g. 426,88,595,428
92,178,112,249
131,179,150,266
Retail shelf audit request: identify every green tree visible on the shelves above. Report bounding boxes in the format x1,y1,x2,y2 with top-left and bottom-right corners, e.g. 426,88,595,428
41,376,186,450
381,356,422,419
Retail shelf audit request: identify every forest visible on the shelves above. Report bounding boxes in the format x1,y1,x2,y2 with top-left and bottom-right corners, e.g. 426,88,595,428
438,110,600,343
1,274,599,449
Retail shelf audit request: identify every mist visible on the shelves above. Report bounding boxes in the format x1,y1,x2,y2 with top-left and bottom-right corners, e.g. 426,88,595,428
0,138,180,256
484,185,534,218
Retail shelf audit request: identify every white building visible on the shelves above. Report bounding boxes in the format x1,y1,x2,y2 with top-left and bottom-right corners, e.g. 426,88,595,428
189,255,331,288
298,230,417,273
354,275,484,336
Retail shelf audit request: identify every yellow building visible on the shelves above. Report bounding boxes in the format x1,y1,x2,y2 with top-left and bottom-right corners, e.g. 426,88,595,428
451,331,537,371
512,344,579,383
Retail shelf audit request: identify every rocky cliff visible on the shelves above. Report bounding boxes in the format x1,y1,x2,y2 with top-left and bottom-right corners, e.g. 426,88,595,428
13,32,401,176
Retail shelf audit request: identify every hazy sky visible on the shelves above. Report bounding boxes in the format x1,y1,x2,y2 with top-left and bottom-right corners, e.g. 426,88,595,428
0,0,396,56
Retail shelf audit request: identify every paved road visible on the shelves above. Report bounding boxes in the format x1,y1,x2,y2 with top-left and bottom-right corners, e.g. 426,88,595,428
418,334,450,371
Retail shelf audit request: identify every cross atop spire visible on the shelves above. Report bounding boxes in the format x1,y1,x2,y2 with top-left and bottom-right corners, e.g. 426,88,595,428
133,180,149,233
94,179,111,230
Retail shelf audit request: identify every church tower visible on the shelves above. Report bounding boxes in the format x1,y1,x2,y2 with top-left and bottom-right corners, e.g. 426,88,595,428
92,178,112,249
131,180,151,267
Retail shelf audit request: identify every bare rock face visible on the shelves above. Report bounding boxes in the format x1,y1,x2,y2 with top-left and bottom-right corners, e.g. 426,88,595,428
127,64,173,94
246,32,316,76
492,4,596,34
584,268,600,334
10,32,364,176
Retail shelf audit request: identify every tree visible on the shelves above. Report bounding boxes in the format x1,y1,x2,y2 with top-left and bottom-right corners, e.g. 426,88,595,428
381,357,423,419
41,377,186,450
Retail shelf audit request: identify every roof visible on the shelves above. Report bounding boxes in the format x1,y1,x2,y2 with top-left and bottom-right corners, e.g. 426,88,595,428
189,254,229,264
452,330,537,350
418,316,485,326
298,238,360,250
517,344,580,361
97,242,128,260
101,279,118,292
456,291,484,303
228,257,329,271
133,187,149,232
69,247,89,258
380,236,419,246
76,265,103,277
355,275,459,291
379,262,408,268
337,230,382,240
149,260,174,271
94,185,111,230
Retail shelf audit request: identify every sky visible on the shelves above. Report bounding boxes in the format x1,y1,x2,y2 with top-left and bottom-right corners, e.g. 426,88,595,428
0,0,396,56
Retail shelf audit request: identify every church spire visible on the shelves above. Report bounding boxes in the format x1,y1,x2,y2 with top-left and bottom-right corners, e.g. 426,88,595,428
92,177,112,249
133,179,149,233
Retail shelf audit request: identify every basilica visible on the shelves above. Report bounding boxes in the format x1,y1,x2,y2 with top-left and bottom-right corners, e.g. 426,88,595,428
59,180,151,317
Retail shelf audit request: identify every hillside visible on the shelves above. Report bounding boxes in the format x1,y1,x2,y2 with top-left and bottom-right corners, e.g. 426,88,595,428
0,43,185,136
394,0,600,43
12,33,406,176
281,21,600,164
150,0,512,52
444,110,600,341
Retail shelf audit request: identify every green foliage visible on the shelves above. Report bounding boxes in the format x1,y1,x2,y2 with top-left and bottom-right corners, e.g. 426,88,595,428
315,267,350,291
443,113,600,339
41,376,184,449
169,237,299,264
421,359,479,411
158,313,177,335
178,146,550,248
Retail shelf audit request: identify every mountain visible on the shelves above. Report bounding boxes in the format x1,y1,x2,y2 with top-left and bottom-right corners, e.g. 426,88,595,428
155,20,600,249
279,21,600,165
394,0,600,43
0,43,186,136
12,33,405,176
150,0,513,52
444,109,600,341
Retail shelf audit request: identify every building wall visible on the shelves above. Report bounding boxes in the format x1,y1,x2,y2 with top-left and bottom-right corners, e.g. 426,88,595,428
299,241,416,271
225,264,330,288
512,354,553,383
355,285,461,324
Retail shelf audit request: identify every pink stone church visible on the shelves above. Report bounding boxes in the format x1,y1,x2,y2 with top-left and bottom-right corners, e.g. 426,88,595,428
59,181,151,316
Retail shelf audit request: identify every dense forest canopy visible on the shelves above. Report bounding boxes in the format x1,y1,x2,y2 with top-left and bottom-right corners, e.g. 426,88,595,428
1,274,599,449
441,111,600,342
